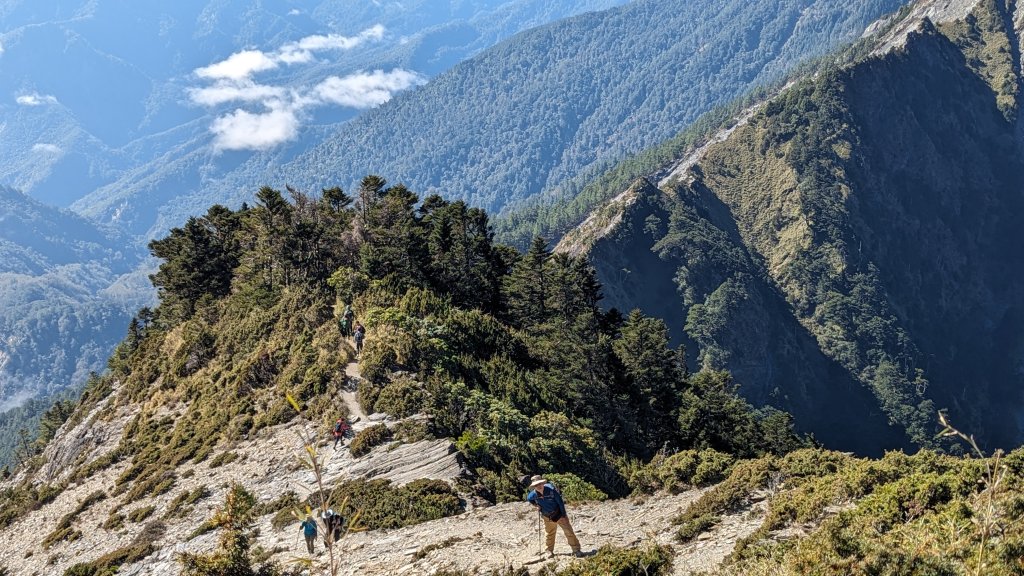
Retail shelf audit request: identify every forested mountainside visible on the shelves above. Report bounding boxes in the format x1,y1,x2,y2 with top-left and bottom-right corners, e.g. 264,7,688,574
72,0,906,239
0,0,623,467
0,179,808,574
5,183,1024,576
562,0,1024,453
0,186,145,468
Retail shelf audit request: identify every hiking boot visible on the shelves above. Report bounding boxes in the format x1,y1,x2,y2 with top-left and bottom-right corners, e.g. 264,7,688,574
543,551,555,560
572,550,584,558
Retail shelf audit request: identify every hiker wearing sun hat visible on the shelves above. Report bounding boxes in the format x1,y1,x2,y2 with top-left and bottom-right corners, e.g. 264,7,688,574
526,475,582,558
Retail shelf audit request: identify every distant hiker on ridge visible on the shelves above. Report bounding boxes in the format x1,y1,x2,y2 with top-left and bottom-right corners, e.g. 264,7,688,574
333,417,350,449
340,304,355,337
527,475,582,558
300,514,318,554
353,322,365,354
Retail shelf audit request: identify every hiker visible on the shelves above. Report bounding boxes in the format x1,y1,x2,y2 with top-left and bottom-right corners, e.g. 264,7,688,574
353,322,365,354
327,508,344,541
323,508,345,543
340,304,355,337
333,418,350,449
300,514,318,554
527,476,582,558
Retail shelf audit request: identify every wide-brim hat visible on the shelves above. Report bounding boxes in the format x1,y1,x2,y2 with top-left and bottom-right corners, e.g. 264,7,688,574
529,477,547,489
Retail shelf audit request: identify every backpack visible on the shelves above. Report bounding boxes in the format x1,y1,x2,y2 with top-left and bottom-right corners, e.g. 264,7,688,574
333,420,344,434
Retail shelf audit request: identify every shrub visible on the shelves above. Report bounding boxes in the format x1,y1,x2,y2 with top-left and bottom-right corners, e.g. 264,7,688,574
254,491,301,531
209,451,239,468
553,543,674,575
64,520,164,576
349,424,392,458
177,485,277,576
393,419,433,443
324,478,463,530
127,505,156,523
374,376,428,417
42,490,106,549
0,483,63,529
672,457,775,542
676,513,720,543
166,486,210,519
102,512,124,531
630,449,735,494
357,380,382,415
546,473,607,503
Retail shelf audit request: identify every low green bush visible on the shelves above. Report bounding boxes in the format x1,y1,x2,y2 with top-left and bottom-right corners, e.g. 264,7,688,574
552,543,674,575
127,505,156,523
546,473,607,503
323,478,463,530
102,512,124,531
350,424,391,458
42,490,106,549
630,449,735,494
393,419,433,443
165,486,210,519
374,376,428,417
357,379,382,415
208,451,239,468
64,520,164,576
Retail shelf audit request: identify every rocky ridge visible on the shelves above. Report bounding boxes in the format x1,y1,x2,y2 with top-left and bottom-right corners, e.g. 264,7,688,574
0,361,772,575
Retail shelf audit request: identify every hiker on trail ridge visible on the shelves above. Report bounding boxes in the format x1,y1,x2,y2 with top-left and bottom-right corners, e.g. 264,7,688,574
323,508,345,543
353,322,366,354
300,514,318,554
333,417,350,449
527,475,582,558
340,304,355,337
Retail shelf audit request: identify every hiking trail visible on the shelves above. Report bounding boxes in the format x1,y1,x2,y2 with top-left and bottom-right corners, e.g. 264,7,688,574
342,360,369,424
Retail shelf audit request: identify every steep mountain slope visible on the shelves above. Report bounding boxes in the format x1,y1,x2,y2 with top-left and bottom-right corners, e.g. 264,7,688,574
0,179,808,574
563,0,1024,452
72,0,907,239
0,186,146,467
0,0,624,448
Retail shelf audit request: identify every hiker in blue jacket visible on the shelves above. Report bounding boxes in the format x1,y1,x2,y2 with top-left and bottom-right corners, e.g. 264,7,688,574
526,476,582,558
300,514,318,554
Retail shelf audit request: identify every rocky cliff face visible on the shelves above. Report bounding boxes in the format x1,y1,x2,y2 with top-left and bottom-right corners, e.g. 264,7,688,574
565,0,1024,453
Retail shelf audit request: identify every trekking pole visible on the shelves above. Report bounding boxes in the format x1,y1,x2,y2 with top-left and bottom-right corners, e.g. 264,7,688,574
537,510,543,556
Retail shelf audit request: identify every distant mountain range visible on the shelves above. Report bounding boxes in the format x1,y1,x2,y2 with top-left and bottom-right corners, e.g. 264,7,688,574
1,0,627,208
69,0,907,241
0,0,909,427
564,0,1024,452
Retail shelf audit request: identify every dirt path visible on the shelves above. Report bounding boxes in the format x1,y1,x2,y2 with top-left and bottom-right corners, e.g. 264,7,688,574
272,490,767,576
342,361,369,423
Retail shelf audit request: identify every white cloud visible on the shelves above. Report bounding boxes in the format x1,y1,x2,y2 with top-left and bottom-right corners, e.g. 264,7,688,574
312,69,425,109
16,93,58,106
0,40,5,56
192,25,425,152
0,389,34,413
32,143,62,154
195,25,387,80
188,81,286,107
195,49,278,81
210,105,299,151
288,9,301,15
